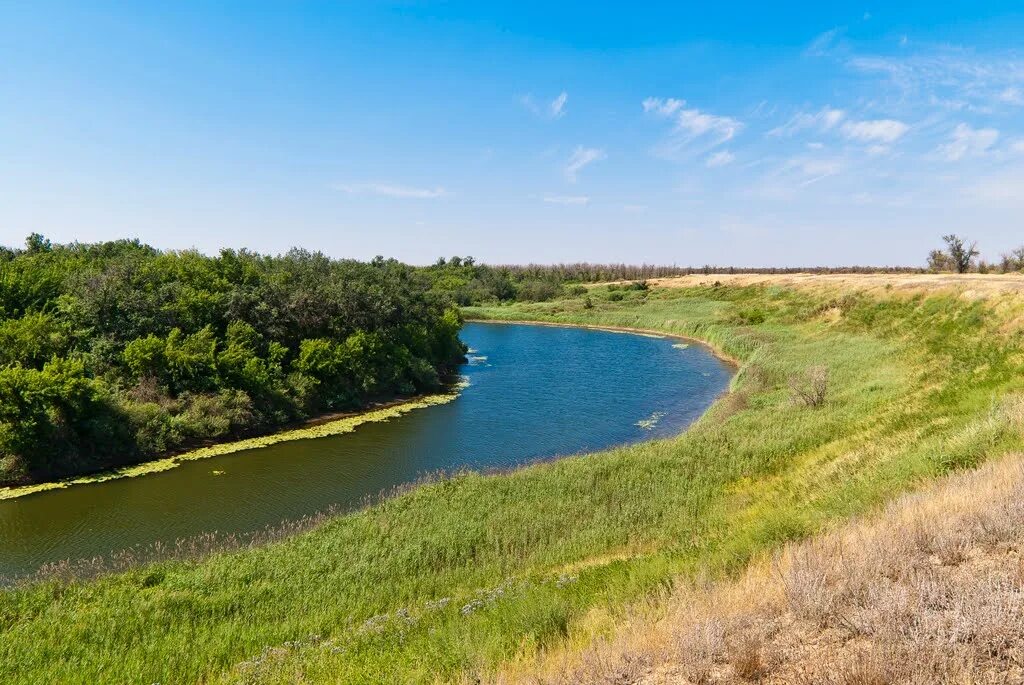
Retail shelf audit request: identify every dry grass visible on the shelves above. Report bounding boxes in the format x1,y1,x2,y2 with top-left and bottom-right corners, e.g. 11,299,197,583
644,272,1024,299
487,454,1024,685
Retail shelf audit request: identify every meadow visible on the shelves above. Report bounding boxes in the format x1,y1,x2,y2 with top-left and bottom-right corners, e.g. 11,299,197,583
3,278,1023,683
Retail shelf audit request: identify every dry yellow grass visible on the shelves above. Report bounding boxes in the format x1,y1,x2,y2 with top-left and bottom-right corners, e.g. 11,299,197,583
487,450,1024,685
644,272,1024,299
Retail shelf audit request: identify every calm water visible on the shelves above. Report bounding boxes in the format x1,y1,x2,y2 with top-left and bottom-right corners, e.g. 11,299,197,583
0,322,732,578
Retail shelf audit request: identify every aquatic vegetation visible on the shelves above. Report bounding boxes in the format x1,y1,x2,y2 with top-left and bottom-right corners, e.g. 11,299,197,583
0,384,465,501
635,411,666,430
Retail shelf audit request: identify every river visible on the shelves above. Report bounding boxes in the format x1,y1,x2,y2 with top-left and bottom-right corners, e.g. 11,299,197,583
0,322,732,578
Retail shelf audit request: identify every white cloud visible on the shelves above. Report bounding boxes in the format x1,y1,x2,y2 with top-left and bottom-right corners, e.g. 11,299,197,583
335,182,448,199
867,145,891,156
543,194,590,205
674,109,742,143
769,107,845,136
999,87,1024,106
564,146,606,182
846,49,1024,114
936,123,999,161
805,28,842,57
783,157,844,186
521,91,570,119
840,119,909,143
1012,140,1024,154
643,97,742,158
642,97,685,116
550,91,568,118
706,150,736,168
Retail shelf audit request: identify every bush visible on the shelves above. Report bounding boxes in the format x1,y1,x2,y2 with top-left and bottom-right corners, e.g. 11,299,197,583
789,366,829,408
516,280,561,302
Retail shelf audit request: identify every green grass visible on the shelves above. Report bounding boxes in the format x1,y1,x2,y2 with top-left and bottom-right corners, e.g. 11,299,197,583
3,282,1024,684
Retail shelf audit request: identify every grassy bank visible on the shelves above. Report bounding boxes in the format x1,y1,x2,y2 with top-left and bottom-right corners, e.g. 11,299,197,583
3,281,1024,683
495,451,1024,684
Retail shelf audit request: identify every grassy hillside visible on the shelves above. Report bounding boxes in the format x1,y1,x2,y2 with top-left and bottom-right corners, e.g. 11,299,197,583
3,280,1023,683
493,452,1024,684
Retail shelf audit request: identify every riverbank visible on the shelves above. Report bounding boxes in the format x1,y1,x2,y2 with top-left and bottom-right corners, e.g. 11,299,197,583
0,385,465,502
3,280,1024,684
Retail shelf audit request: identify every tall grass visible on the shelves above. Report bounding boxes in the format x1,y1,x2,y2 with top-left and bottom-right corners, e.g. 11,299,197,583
495,445,1024,684
2,283,1023,683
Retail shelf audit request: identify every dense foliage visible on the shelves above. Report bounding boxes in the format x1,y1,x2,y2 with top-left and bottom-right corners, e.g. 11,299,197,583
0,235,465,486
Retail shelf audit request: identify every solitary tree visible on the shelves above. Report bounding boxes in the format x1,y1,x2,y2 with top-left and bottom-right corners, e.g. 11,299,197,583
941,234,979,274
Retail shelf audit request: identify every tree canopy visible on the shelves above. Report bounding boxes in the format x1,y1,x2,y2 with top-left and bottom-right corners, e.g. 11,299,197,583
0,236,465,486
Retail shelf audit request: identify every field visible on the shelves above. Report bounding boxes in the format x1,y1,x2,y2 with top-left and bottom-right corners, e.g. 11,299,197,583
3,276,1024,683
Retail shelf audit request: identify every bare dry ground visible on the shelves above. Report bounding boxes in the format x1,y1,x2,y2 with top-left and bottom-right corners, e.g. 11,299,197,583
644,272,1024,298
488,450,1024,685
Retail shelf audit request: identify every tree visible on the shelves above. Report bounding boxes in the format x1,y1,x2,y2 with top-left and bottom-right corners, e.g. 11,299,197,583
927,249,952,273
941,234,978,274
999,246,1024,273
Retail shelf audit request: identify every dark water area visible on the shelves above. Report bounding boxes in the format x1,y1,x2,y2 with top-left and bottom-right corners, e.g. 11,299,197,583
0,322,732,578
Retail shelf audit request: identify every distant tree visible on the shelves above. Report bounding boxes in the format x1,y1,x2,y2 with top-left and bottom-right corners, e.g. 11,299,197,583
24,233,51,254
1000,246,1024,273
941,234,979,274
927,249,951,272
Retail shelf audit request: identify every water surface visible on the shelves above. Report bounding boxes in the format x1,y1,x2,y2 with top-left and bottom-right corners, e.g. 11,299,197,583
0,322,732,578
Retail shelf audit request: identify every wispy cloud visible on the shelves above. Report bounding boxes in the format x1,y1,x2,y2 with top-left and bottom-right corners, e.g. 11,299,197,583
550,91,568,118
564,146,606,182
522,91,570,119
805,27,843,57
706,150,736,168
840,119,910,143
335,182,448,199
542,194,590,205
796,158,843,183
999,87,1024,106
843,48,1024,114
642,97,685,116
769,107,845,136
936,123,999,161
643,97,742,159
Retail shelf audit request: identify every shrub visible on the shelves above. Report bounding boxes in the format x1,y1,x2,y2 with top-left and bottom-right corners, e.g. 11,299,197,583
789,365,829,408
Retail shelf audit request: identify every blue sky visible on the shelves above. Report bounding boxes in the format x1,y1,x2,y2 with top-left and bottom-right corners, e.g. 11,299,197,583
2,2,1023,266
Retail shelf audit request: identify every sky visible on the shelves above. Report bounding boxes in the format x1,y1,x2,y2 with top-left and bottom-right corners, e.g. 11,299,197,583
2,2,1023,266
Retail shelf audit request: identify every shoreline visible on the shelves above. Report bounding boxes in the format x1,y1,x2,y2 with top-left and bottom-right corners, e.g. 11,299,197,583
0,383,466,502
1,319,734,503
464,317,741,368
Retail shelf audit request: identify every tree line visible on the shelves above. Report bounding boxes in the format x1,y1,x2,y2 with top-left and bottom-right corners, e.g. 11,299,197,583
0,235,465,486
926,234,1024,274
